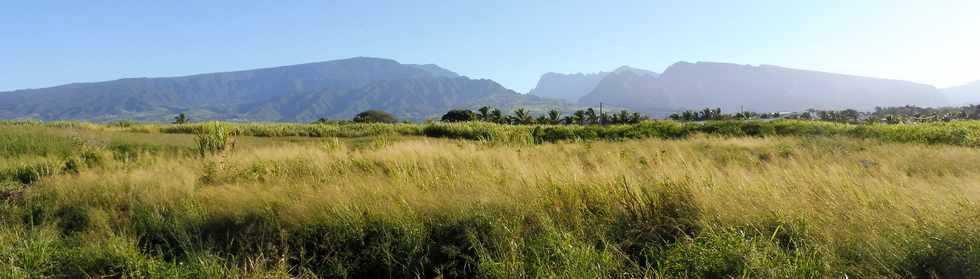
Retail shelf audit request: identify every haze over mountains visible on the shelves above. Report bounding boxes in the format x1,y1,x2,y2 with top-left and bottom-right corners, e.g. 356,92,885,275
0,57,564,122
544,62,952,115
0,57,976,122
528,72,609,102
942,80,980,105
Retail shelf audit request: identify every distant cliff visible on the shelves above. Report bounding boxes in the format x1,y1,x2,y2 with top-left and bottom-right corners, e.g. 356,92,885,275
579,62,947,113
529,72,609,102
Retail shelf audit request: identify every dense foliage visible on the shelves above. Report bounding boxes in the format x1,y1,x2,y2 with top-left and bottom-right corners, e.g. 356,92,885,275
440,109,477,122
669,105,980,124
172,113,190,125
443,106,645,125
352,110,398,123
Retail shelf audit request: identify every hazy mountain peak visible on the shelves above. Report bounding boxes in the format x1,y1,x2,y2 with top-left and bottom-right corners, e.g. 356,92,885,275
612,66,659,77
946,80,980,89
337,56,400,63
529,71,610,102
942,79,980,105
407,64,460,78
584,60,946,114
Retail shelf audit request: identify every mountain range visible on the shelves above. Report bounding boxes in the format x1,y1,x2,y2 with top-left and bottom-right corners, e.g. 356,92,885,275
942,80,980,105
537,62,958,115
528,72,609,102
1,57,977,122
0,57,565,122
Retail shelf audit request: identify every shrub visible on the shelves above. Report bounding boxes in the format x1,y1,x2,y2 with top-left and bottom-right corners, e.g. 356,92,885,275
441,109,477,122
611,182,702,264
172,113,191,125
1,160,61,185
353,110,398,123
195,122,231,156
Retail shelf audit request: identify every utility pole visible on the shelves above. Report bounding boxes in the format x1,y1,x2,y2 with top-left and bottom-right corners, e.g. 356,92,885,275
599,102,603,125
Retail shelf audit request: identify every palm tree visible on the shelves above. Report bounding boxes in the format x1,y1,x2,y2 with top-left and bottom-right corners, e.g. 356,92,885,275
513,108,533,125
477,106,492,122
490,108,504,123
173,113,190,124
536,115,549,124
616,110,630,124
572,110,587,125
584,108,598,125
547,109,561,124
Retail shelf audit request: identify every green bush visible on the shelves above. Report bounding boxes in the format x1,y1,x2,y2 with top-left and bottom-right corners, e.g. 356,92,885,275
353,110,398,123
1,160,61,185
195,122,231,156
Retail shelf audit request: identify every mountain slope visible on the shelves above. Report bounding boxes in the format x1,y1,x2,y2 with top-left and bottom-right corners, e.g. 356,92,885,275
610,66,659,78
529,72,609,102
942,80,980,105
0,57,560,122
578,68,663,108
239,77,562,122
581,61,946,113
529,66,659,103
408,64,461,78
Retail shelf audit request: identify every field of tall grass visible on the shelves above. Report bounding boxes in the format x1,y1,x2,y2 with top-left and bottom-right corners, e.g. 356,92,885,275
2,121,980,277
7,119,980,147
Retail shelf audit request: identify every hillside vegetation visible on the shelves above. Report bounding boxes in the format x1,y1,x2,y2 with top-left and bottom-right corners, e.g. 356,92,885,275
0,57,565,122
2,120,980,277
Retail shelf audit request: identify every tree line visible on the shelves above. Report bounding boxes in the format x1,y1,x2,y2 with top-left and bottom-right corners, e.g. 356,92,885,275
171,104,980,125
790,105,980,124
441,106,646,125
668,108,782,121
669,105,980,124
307,107,647,125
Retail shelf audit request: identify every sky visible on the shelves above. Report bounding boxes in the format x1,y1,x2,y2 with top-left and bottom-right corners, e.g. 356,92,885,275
2,0,979,93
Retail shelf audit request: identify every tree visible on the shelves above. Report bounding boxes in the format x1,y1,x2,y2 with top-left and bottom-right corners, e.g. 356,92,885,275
840,109,860,123
584,108,598,124
546,109,562,124
173,113,190,124
476,106,506,123
535,115,549,124
490,108,503,123
477,106,493,122
441,109,477,122
570,110,588,125
613,110,630,124
512,108,534,125
353,110,398,123
630,112,643,123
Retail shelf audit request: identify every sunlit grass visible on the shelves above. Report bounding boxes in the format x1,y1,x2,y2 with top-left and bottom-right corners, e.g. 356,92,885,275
2,121,980,277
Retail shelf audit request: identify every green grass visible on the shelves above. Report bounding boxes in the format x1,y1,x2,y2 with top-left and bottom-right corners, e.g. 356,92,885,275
7,119,980,147
421,120,980,147
2,120,980,277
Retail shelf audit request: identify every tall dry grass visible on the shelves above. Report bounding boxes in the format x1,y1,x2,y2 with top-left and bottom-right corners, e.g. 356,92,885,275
3,128,980,277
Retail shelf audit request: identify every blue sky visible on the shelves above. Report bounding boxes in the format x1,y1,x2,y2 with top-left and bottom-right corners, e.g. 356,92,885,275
2,0,978,92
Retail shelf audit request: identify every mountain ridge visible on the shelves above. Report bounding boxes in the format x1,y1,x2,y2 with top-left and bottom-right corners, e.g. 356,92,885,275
941,80,980,105
0,57,563,122
528,65,660,103
528,71,609,102
0,58,969,122
577,61,946,114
